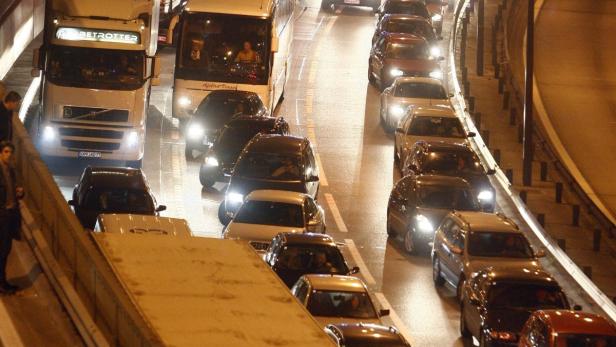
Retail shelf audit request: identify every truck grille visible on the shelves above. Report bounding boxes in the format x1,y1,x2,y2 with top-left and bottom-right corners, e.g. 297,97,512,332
59,128,124,139
249,241,270,251
63,106,129,122
61,140,121,151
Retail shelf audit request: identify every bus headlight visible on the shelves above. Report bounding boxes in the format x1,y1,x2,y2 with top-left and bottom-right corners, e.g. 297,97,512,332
429,70,444,79
42,126,57,142
187,123,205,140
415,215,434,234
127,131,139,147
178,96,192,108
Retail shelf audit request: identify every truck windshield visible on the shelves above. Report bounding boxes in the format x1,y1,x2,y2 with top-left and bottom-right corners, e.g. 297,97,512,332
177,13,270,84
47,46,145,90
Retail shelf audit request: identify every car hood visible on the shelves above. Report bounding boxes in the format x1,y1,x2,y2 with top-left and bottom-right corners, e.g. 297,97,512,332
403,135,467,147
486,308,533,334
225,222,305,242
228,176,306,197
384,58,439,73
466,258,540,276
314,316,382,328
387,95,451,108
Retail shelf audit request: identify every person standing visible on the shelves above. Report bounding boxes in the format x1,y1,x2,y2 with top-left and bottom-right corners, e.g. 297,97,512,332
0,141,23,294
0,91,22,142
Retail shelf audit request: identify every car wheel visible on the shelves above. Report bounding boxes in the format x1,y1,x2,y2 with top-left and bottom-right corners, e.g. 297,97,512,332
403,229,417,254
432,257,445,286
218,202,231,225
460,305,472,338
456,276,466,302
386,212,396,237
199,170,216,188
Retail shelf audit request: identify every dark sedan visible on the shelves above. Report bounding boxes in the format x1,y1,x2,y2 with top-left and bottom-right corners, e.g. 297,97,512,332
325,323,411,346
264,232,359,288
68,167,166,229
199,115,290,187
401,141,497,212
184,90,267,159
378,0,431,22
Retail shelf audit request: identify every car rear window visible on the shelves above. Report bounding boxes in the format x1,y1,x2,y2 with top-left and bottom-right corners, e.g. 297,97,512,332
395,82,447,99
384,2,429,18
488,283,568,310
467,232,534,258
384,20,435,41
407,116,465,138
234,200,304,227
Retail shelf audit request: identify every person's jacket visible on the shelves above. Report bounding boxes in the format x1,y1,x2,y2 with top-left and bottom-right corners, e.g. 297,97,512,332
0,103,13,141
0,162,21,239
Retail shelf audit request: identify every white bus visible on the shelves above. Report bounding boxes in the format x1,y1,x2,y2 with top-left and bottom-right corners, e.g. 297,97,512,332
169,0,295,119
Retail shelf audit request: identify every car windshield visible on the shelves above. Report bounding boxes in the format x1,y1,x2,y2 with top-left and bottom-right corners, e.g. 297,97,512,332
385,42,430,60
418,186,480,210
488,283,568,310
47,46,144,90
84,189,154,213
395,82,447,99
234,200,304,227
235,152,303,180
193,94,255,128
384,3,430,18
468,232,534,258
423,150,484,174
557,334,616,347
276,245,349,274
216,122,273,163
307,290,377,319
177,13,270,84
384,20,435,41
407,117,465,138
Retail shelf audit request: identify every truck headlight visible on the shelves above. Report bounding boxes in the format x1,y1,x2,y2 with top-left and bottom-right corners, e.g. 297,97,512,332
429,70,444,79
178,96,192,107
389,68,404,77
205,156,219,167
42,126,56,142
127,131,139,147
477,190,494,201
187,123,205,140
227,192,244,204
389,105,405,119
432,13,443,22
415,215,434,233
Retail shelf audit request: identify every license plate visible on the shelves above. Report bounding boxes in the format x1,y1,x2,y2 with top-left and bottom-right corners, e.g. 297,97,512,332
78,151,102,158
344,0,360,4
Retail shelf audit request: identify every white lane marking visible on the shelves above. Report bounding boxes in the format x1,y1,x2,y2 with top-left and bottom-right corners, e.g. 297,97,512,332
18,76,41,121
325,193,347,232
297,57,307,80
374,292,416,347
0,299,25,347
344,239,378,287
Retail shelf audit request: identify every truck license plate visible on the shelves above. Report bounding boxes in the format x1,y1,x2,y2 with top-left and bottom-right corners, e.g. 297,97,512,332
78,151,102,158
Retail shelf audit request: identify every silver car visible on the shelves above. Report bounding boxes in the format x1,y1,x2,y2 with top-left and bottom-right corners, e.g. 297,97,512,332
380,76,451,131
431,211,546,301
394,106,475,167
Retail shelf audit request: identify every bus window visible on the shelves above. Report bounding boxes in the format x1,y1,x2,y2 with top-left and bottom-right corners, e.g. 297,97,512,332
177,13,270,85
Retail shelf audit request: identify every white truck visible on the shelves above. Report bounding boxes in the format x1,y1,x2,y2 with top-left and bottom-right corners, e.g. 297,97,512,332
93,214,334,346
32,0,161,168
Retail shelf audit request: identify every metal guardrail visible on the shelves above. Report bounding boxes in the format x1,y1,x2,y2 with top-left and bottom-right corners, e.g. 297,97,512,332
11,118,164,346
447,0,616,322
0,0,19,25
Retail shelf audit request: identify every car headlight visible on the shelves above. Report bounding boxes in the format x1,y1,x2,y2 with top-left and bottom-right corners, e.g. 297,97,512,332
178,96,192,108
227,192,244,204
389,68,404,77
187,123,205,140
477,190,494,201
415,215,434,233
389,105,406,119
430,46,442,58
205,156,219,167
432,13,443,22
488,330,517,341
429,70,444,79
126,131,139,147
42,126,57,142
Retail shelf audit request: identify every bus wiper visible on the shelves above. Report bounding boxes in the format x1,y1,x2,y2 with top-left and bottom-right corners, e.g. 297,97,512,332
72,109,114,121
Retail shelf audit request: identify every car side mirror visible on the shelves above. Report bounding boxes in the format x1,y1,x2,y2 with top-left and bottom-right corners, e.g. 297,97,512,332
535,248,546,258
486,169,497,175
379,309,390,317
467,131,476,138
156,205,167,212
349,266,360,275
573,304,583,311
448,93,454,98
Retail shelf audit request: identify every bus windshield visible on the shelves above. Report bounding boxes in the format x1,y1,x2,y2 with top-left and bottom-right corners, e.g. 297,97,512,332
47,46,145,90
177,13,270,85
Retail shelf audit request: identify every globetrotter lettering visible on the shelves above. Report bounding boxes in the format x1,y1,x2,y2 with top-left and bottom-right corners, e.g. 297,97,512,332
56,27,141,44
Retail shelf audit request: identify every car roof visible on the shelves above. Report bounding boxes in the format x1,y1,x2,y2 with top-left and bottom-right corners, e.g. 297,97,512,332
394,76,444,86
412,106,457,118
419,141,473,153
280,232,336,246
454,212,519,233
415,174,471,188
481,266,559,286
304,275,367,293
245,190,307,205
381,14,431,23
382,32,428,44
245,134,308,155
535,310,616,335
328,323,407,345
85,167,147,189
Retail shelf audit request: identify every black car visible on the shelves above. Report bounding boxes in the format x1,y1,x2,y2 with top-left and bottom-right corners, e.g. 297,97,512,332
321,0,381,12
324,323,411,347
378,0,431,22
184,90,267,159
68,167,166,229
199,115,290,187
401,141,496,211
264,232,358,288
387,174,481,254
219,134,320,224
460,267,571,347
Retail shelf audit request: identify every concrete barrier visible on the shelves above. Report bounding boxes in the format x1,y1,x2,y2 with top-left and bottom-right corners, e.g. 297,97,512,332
0,0,44,79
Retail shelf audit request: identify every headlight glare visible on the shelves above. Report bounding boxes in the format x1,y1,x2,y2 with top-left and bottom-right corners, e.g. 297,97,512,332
477,190,494,201
205,156,219,167
415,215,434,233
187,123,205,140
389,68,404,77
227,192,244,204
389,105,405,118
42,126,56,141
430,46,442,58
432,14,443,21
429,70,444,79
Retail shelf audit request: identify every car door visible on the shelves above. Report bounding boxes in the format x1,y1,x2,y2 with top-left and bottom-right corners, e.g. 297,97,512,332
433,217,454,281
398,113,416,161
372,37,386,79
304,145,319,199
388,176,414,235
465,276,488,337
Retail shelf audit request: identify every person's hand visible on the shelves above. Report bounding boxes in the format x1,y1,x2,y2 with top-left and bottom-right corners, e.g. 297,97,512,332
16,187,24,199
